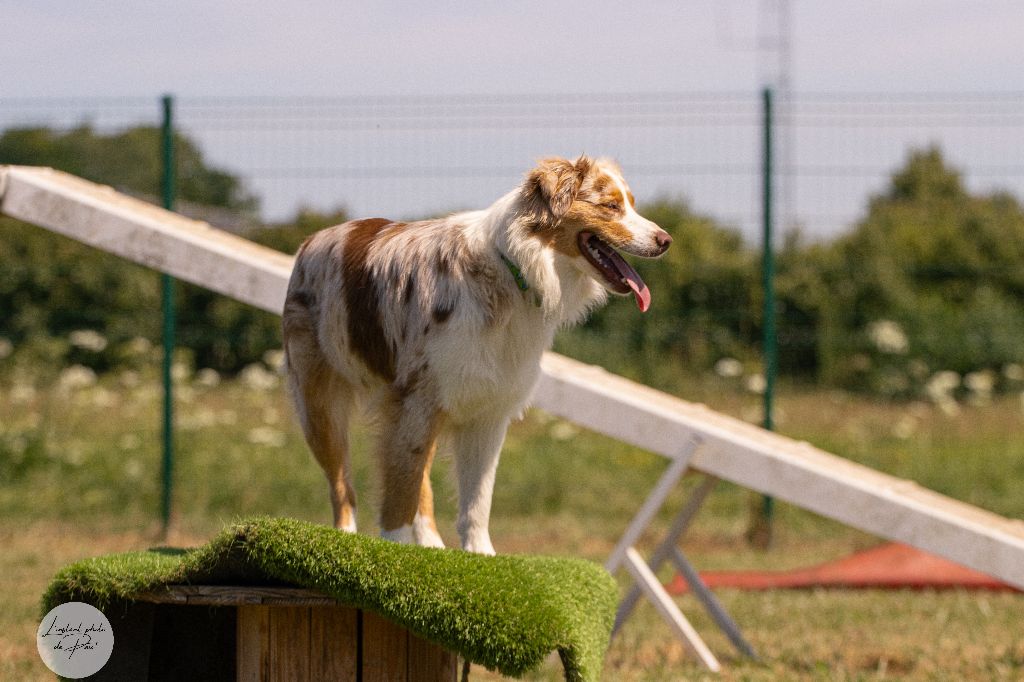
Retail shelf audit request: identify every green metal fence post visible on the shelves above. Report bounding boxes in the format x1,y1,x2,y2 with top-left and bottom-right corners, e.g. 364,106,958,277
160,94,176,536
749,87,778,548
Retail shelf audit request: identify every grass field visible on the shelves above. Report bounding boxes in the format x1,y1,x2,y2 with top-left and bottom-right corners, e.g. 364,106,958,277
2,358,1023,680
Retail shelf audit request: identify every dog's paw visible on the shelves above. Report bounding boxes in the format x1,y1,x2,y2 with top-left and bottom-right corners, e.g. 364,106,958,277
413,514,446,549
462,535,496,556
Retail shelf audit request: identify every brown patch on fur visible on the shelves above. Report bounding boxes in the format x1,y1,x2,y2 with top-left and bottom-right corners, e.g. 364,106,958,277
282,291,357,531
532,166,637,258
378,406,445,531
341,218,400,381
417,465,439,535
536,201,632,259
522,156,593,226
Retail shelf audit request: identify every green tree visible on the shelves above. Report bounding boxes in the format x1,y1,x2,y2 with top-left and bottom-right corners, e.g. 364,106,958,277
819,147,1024,393
0,124,265,375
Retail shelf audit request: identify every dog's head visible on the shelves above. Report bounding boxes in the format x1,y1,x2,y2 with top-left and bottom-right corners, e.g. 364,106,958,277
521,155,671,312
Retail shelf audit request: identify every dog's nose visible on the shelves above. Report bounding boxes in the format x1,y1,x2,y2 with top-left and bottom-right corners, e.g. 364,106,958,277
655,230,673,252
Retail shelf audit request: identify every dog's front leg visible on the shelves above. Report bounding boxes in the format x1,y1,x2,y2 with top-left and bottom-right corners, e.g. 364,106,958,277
451,417,510,555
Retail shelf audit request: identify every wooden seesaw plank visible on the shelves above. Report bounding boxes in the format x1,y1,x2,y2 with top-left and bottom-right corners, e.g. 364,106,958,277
3,164,1023,590
0,165,292,315
534,353,1024,590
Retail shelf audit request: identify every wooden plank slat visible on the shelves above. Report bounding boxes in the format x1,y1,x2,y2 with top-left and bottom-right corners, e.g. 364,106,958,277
362,610,409,682
407,631,459,682
137,585,341,606
535,352,1024,589
310,606,359,681
0,165,292,314
236,606,270,682
269,607,311,681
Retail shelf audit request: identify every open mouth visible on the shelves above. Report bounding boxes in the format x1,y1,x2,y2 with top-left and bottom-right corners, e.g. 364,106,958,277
577,231,651,312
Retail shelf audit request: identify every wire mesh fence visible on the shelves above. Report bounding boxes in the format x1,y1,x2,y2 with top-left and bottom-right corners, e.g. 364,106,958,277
4,92,1023,241
4,89,1019,240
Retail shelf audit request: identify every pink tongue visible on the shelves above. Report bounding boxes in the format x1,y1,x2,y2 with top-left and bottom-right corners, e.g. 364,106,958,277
626,276,651,312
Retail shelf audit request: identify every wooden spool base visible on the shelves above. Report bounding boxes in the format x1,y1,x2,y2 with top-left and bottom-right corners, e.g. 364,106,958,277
91,586,458,681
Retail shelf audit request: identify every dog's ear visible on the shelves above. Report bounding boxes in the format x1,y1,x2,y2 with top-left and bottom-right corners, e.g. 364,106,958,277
523,155,593,225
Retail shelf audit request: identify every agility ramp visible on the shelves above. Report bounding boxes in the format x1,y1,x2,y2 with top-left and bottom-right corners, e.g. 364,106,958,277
4,166,1024,669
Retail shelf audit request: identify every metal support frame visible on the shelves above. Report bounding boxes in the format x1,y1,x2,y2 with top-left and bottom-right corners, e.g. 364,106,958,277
606,436,756,671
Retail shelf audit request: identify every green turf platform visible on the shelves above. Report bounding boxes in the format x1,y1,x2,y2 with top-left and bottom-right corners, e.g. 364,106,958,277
43,517,618,680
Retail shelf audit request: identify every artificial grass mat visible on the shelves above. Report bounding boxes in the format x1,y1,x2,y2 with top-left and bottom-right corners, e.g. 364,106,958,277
42,516,618,680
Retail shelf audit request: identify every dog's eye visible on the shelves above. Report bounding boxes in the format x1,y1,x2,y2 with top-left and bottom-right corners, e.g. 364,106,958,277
602,202,621,211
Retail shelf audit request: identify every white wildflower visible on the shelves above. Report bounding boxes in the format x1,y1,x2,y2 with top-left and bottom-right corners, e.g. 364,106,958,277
248,426,286,448
1003,363,1024,382
57,365,98,392
124,458,143,480
178,386,197,405
964,371,994,407
866,320,908,355
964,371,995,395
907,359,930,381
90,387,117,408
0,337,13,359
171,361,191,383
263,349,286,373
240,363,280,391
924,371,960,402
64,443,85,466
194,368,221,388
119,433,142,450
119,370,141,388
126,336,153,355
179,408,217,430
11,383,36,404
69,329,108,352
744,374,767,395
891,415,918,440
937,397,961,417
876,370,909,396
132,384,161,403
550,421,579,441
714,357,744,379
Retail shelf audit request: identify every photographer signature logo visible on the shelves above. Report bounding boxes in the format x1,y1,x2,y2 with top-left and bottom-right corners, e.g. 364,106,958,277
37,602,114,678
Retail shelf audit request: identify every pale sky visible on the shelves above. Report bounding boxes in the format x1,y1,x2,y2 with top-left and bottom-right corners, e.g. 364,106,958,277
5,1,1023,97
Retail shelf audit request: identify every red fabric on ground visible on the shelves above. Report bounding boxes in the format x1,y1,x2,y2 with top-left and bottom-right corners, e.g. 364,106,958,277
666,543,1020,593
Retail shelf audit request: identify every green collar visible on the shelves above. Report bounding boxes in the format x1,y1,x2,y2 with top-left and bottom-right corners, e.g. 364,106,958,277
498,250,530,292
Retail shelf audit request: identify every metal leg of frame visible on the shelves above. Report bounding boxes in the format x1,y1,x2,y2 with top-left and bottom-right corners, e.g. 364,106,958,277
613,475,718,632
605,437,721,671
670,546,757,659
613,472,757,659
